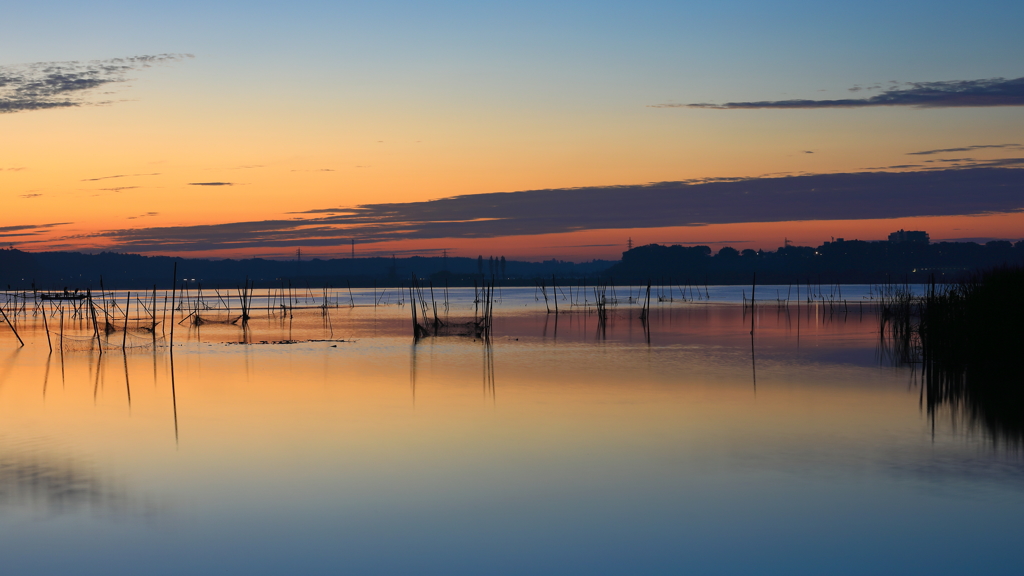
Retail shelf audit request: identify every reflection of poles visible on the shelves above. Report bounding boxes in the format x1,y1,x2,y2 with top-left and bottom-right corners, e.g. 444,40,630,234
483,340,496,402
123,352,132,411
43,351,52,398
170,347,179,446
93,350,102,400
409,341,418,406
750,273,757,392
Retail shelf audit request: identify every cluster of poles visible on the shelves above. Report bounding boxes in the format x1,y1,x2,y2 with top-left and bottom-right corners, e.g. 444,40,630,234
407,275,494,340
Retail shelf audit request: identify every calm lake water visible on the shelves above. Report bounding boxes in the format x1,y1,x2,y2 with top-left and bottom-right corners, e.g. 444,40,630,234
0,286,1021,575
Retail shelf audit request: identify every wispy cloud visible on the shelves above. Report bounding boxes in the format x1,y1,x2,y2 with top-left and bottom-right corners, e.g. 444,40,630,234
0,55,191,114
82,173,160,181
64,167,1024,253
188,182,234,186
907,143,1021,155
863,157,1024,171
97,186,139,192
656,76,1024,109
0,222,71,238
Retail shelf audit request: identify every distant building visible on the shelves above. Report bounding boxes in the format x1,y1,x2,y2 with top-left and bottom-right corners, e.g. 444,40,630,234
888,229,929,244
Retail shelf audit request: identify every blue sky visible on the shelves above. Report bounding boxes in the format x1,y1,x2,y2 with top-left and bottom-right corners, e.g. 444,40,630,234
2,0,1023,259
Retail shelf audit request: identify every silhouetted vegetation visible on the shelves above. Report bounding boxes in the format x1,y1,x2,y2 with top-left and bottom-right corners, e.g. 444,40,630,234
3,237,1023,290
0,248,612,290
609,239,1024,284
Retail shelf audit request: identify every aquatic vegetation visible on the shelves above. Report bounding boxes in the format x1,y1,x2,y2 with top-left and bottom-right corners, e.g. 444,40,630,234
919,267,1024,446
879,268,1024,446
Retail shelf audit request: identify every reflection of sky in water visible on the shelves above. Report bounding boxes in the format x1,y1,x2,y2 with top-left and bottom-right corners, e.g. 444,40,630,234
0,290,1021,575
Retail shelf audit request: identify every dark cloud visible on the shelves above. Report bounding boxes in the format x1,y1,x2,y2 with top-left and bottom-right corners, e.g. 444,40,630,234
0,222,71,238
97,186,139,192
949,157,1024,168
907,143,1021,155
188,182,234,186
82,173,160,181
2,167,27,171
0,223,70,233
659,76,1024,109
863,164,925,170
0,55,191,114
863,156,1024,171
288,208,346,214
19,193,42,198
67,167,1024,253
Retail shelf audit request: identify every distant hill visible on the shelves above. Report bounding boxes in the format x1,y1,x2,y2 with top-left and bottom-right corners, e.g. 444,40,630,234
3,238,1022,290
0,249,615,290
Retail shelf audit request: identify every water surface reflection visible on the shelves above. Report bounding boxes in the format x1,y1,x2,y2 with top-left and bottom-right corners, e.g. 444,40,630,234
0,291,1020,575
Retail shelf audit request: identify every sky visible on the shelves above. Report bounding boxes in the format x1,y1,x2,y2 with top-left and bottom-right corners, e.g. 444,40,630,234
2,0,1023,261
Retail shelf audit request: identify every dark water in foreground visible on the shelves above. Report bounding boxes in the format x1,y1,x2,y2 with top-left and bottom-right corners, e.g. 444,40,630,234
0,288,1020,575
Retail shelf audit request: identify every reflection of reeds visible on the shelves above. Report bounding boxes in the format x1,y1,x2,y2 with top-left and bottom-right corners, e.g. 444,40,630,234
919,268,1024,447
877,281,921,366
880,268,1024,447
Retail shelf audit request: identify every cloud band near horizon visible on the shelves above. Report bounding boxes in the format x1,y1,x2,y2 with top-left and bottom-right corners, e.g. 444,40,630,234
63,167,1024,253
656,76,1024,109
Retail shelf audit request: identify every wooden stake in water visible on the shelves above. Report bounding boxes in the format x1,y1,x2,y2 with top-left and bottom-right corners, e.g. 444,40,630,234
0,303,23,347
88,290,102,353
170,264,178,344
41,300,52,352
122,291,131,351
